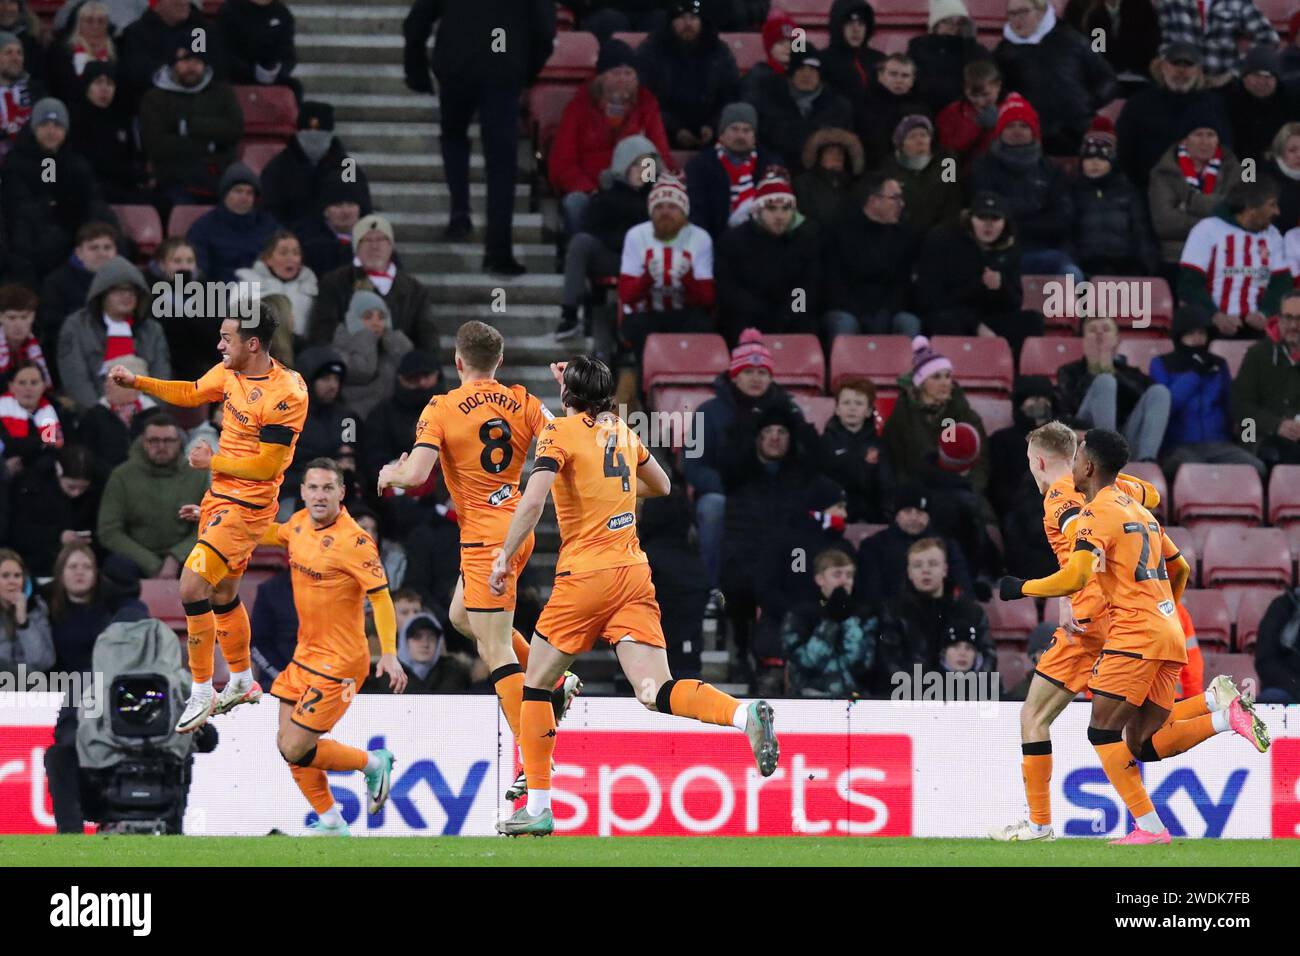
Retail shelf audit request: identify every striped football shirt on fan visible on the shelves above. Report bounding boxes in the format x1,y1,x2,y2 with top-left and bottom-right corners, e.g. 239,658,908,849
1180,214,1287,316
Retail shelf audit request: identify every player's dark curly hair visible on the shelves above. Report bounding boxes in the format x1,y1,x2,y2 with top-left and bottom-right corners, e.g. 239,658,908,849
237,297,280,351
562,355,615,416
1082,428,1129,480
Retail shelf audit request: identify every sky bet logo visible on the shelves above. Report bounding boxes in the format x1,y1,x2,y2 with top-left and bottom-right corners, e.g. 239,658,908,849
1064,766,1247,838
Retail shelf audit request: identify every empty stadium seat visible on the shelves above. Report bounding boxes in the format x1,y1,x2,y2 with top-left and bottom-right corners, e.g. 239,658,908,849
1199,653,1260,699
112,204,163,259
1164,525,1197,586
1209,338,1251,378
966,0,1011,29
1118,338,1173,375
997,649,1033,695
932,336,1014,395
721,33,767,73
870,0,932,25
968,394,1012,433
233,85,298,142
773,0,835,26
1021,274,1076,333
1017,335,1082,381
238,140,284,176
844,522,886,550
538,31,599,82
641,333,729,396
1233,588,1278,653
829,335,911,393
872,28,919,53
765,334,825,393
1200,527,1292,591
983,595,1038,644
1090,275,1173,331
652,386,713,448
1172,463,1263,529
527,84,579,156
1121,461,1168,521
1268,464,1300,526
1180,589,1232,650
167,204,214,238
141,579,186,631
793,394,836,432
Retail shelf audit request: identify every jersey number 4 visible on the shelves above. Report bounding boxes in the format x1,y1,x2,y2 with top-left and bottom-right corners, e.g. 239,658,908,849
1127,522,1168,582
479,419,512,474
603,435,630,492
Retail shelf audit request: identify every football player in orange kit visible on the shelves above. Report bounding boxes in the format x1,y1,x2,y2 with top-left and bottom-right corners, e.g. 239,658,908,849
998,429,1269,845
990,421,1260,842
488,357,779,837
109,304,308,734
376,321,581,800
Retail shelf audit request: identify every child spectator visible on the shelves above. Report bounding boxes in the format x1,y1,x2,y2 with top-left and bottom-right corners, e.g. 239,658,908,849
1070,122,1159,277
0,283,49,390
39,221,119,352
781,548,881,699
936,59,1003,173
819,377,894,523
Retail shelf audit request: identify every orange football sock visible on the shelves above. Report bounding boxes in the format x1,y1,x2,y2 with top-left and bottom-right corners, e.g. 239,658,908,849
213,598,251,674
1093,735,1155,819
310,739,368,772
1021,743,1052,827
183,604,217,684
512,630,531,670
520,691,556,790
664,679,741,727
492,664,525,740
1171,695,1209,720
290,765,335,814
1147,714,1217,760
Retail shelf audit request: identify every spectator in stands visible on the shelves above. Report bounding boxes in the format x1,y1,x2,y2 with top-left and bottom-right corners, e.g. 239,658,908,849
822,173,922,340
685,102,781,240
46,1,115,105
185,162,279,282
309,213,438,353
217,0,299,101
781,548,880,698
750,46,854,174
820,377,894,523
286,346,355,488
3,98,115,282
360,347,442,482
291,177,368,279
548,39,675,237
1254,588,1300,703
7,444,98,578
637,1,739,150
936,58,1003,173
868,522,975,620
572,0,667,40
96,415,205,578
970,94,1082,280
995,0,1118,155
0,361,63,472
558,134,658,344
914,190,1040,360
1151,304,1265,479
1149,120,1240,276
1116,41,1232,189
714,173,820,342
119,0,223,106
1063,0,1162,86
855,54,928,168
1057,314,1172,460
877,115,961,234
138,45,242,206
792,126,868,231
909,0,992,113
1002,621,1053,699
1231,289,1300,465
232,230,317,341
615,174,715,363
1154,0,1278,85
74,352,162,484
332,291,412,420
0,0,41,83
883,335,989,490
640,480,708,679
0,29,42,162
1264,122,1300,233
1071,123,1160,278
988,374,1059,518
39,222,119,352
388,612,475,694
145,237,221,381
739,10,797,104
1221,45,1294,168
67,63,141,205
822,0,883,106
250,564,295,686
59,257,170,410
44,541,110,679
0,548,53,676
0,283,49,391
261,101,372,229
877,537,992,683
684,331,813,610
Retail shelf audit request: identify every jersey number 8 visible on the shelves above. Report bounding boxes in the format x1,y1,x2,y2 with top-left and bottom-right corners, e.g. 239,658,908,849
479,419,513,474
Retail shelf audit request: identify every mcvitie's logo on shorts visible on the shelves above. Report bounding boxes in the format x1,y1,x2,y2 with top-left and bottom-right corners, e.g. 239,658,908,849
49,886,152,936
607,512,634,531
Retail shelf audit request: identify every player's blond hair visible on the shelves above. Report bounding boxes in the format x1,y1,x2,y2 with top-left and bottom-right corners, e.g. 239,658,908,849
1027,421,1078,461
456,321,503,373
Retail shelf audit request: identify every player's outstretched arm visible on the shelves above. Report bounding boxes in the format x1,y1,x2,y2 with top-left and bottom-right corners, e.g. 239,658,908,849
377,445,439,493
1001,549,1093,600
112,365,223,407
636,453,670,498
489,469,556,595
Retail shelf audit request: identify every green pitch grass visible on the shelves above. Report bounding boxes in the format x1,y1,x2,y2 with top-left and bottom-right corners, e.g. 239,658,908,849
1,835,1296,867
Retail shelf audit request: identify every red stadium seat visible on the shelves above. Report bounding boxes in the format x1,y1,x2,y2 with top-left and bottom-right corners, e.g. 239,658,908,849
233,85,298,143
772,0,835,26
1200,527,1292,591
1233,588,1278,652
997,649,1033,694
793,394,836,432
1164,525,1197,586
931,335,1014,396
1199,652,1260,697
721,33,767,73
869,0,932,25
167,204,214,238
968,394,1012,433
238,140,284,176
141,579,186,631
1179,589,1232,650
983,595,1038,644
1209,338,1251,378
112,204,163,259
1121,461,1168,521
653,386,714,448
538,31,599,83
527,84,579,156
1022,274,1074,333
844,522,886,550
1017,335,1083,382
1172,463,1263,529
766,334,825,393
1118,337,1173,375
1090,275,1173,332
872,28,919,54
1255,0,1295,28
829,334,911,393
641,333,729,397
248,545,288,571
1268,464,1300,527
966,0,1011,29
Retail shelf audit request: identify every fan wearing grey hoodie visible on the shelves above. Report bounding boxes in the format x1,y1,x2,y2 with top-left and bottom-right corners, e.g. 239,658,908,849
332,290,413,419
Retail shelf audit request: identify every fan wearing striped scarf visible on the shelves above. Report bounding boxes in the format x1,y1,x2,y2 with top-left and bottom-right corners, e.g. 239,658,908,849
0,284,50,390
0,361,62,468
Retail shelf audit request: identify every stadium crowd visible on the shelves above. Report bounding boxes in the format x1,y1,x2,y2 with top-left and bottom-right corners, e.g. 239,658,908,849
0,0,1298,717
